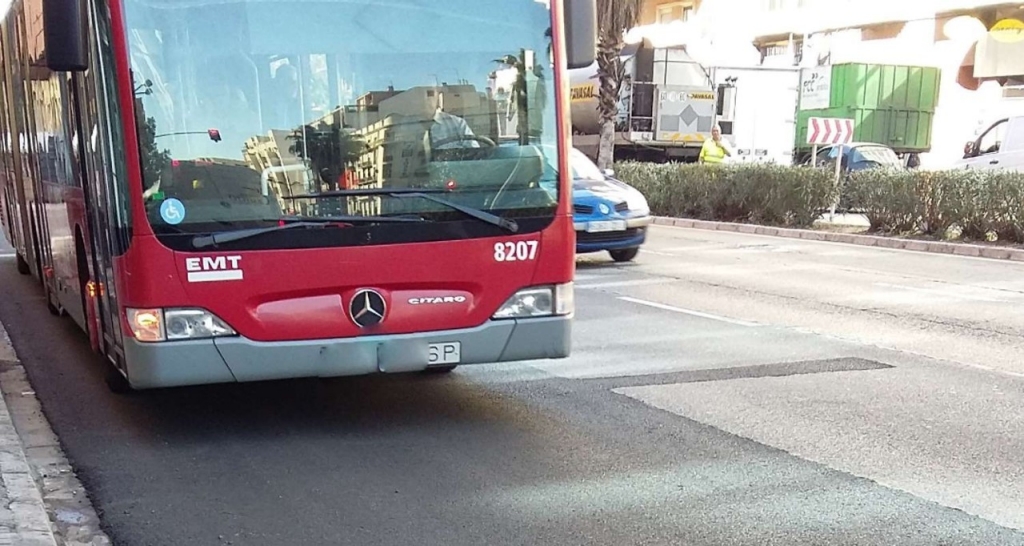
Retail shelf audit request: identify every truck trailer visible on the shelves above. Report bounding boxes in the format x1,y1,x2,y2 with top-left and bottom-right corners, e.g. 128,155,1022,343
568,39,724,162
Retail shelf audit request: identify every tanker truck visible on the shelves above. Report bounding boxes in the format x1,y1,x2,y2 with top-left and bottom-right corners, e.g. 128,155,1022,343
568,39,728,163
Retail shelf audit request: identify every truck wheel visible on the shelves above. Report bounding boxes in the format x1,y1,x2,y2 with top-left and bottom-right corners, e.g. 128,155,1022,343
16,253,30,275
609,247,639,262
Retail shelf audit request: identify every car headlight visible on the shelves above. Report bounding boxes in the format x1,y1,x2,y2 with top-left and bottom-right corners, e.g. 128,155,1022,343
493,283,574,319
127,307,237,342
626,190,649,215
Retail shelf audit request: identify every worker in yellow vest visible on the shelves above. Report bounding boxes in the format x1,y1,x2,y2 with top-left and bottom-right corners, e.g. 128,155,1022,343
698,125,731,165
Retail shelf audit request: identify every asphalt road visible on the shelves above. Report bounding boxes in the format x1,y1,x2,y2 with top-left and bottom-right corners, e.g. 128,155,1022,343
1,226,1024,545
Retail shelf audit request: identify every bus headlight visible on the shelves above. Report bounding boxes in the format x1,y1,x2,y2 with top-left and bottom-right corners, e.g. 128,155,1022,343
127,308,236,342
493,283,574,319
165,309,236,340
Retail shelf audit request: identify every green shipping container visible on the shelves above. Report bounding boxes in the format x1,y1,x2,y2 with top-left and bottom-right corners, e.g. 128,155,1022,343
795,63,940,153
795,108,934,153
828,63,941,112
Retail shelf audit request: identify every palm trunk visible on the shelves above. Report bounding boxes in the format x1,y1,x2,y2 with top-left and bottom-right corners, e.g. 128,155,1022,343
593,0,643,170
595,34,624,171
598,119,615,170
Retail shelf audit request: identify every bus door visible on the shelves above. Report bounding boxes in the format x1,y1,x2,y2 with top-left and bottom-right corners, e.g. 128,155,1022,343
0,21,34,273
24,80,58,294
69,70,120,356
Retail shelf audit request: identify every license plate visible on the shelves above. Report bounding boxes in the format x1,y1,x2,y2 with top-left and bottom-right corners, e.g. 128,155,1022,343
428,342,461,365
586,220,627,233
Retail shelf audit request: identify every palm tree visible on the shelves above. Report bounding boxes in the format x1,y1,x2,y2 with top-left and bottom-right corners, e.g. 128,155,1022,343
289,125,366,215
596,0,644,170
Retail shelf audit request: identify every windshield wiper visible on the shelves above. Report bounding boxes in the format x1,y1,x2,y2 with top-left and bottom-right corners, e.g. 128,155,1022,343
284,189,518,233
190,215,424,249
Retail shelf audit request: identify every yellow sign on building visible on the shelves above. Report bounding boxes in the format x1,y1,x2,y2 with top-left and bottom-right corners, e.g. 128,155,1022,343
990,18,1024,44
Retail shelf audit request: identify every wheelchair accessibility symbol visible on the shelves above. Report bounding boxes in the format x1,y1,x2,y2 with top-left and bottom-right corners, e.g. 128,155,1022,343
160,198,186,225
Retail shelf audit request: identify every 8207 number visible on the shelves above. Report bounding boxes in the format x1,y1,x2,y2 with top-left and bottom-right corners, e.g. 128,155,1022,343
494,241,539,262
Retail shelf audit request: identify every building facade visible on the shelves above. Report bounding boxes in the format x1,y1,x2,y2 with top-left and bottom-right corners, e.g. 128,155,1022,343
653,0,1024,167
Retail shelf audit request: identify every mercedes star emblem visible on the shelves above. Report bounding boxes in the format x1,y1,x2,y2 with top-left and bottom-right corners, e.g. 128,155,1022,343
349,289,387,328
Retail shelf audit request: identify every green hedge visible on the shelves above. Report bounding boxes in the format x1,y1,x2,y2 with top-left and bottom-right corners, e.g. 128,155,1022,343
846,169,1024,243
613,162,836,228
614,162,1024,244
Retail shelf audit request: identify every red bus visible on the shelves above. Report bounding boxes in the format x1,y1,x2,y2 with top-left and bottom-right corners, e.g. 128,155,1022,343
0,0,595,391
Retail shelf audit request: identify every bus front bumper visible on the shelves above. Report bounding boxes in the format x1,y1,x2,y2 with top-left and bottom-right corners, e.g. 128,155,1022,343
121,315,572,389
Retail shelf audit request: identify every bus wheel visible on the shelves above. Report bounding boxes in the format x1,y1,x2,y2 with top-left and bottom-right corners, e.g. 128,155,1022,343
46,297,61,316
105,364,134,394
16,253,30,275
423,365,457,374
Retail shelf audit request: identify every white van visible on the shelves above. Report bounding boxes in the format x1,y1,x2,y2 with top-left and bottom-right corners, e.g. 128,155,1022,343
955,116,1024,171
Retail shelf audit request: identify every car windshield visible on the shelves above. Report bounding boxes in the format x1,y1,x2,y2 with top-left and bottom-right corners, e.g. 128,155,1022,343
539,147,603,183
568,148,606,180
124,0,559,249
826,144,902,169
850,146,902,168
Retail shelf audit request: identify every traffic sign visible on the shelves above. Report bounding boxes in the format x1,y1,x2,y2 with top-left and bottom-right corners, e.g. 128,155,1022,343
807,117,854,145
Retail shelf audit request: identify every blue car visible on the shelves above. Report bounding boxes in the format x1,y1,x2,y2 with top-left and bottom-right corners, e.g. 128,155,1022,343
568,148,651,262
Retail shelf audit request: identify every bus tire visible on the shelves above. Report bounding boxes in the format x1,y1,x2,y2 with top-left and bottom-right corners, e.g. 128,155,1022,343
105,364,134,394
16,253,30,275
46,297,61,316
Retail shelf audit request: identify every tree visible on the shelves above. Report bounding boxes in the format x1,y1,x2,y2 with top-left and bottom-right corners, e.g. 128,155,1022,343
134,99,171,196
289,124,366,215
288,125,366,192
595,0,644,170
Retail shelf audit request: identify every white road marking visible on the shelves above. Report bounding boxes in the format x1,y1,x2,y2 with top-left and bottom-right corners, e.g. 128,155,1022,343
648,246,700,252
618,296,759,327
574,272,625,282
873,282,1009,303
638,249,678,257
577,278,672,290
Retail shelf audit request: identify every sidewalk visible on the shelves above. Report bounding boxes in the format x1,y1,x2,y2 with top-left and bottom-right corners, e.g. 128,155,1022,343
0,322,57,545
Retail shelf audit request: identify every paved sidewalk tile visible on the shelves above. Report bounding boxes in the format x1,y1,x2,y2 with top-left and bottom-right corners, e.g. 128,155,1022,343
0,322,57,546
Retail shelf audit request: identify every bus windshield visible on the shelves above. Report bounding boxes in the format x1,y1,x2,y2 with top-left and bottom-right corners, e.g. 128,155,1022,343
124,0,559,249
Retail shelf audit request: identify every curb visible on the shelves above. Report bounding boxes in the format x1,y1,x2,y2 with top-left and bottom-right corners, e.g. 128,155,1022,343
652,217,1024,262
0,324,58,546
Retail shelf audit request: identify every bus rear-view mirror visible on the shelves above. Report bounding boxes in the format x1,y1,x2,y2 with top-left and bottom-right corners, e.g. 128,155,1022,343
42,0,88,72
564,0,596,69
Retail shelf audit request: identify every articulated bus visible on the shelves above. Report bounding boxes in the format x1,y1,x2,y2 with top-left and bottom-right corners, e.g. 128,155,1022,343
0,0,595,391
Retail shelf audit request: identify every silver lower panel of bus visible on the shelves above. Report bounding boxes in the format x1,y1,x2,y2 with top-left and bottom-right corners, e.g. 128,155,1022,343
121,315,572,389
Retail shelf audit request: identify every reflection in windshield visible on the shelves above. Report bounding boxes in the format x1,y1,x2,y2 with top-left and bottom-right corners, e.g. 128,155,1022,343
125,0,559,243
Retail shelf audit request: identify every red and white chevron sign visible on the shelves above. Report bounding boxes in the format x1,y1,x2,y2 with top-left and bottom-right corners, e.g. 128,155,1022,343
807,117,854,145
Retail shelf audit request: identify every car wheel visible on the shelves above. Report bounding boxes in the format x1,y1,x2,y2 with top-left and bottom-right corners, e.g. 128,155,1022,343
609,247,639,262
